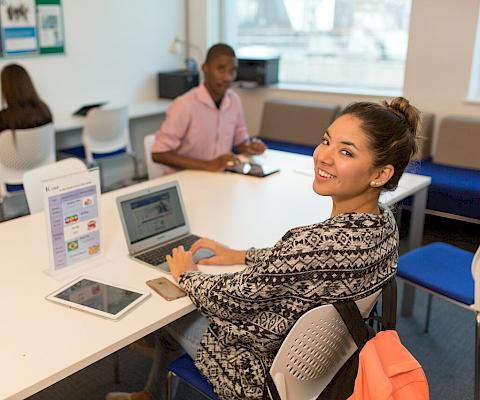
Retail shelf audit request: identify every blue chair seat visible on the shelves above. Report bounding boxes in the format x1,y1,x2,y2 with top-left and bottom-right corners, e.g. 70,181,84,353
5,183,24,193
398,242,475,305
61,145,127,160
167,353,219,400
260,138,316,156
406,159,480,220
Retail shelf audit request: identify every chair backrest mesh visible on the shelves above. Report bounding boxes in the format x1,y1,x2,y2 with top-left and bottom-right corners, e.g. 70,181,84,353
286,318,350,380
84,106,128,143
0,123,55,170
269,290,380,400
82,106,130,161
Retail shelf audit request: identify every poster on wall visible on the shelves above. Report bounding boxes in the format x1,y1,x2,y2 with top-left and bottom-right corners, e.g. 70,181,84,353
36,0,64,54
0,0,39,56
44,168,103,274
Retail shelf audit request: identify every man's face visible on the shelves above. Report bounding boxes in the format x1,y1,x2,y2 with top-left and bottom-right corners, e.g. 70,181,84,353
202,54,238,101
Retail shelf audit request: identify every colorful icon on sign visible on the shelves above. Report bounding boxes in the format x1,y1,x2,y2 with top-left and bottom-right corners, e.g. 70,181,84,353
88,244,100,255
83,196,94,207
67,240,79,252
64,215,79,224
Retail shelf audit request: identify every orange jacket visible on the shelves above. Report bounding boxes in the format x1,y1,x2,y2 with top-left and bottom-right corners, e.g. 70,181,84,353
348,330,429,400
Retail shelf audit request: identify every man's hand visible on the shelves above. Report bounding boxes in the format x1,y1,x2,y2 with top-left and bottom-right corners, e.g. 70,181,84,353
205,153,240,172
166,246,198,281
191,238,246,265
236,137,267,155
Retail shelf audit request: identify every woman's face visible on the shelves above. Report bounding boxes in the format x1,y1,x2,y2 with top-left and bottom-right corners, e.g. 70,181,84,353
312,114,378,202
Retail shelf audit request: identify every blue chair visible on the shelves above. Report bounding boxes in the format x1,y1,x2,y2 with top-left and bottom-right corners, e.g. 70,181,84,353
397,242,480,398
260,138,316,156
166,353,218,400
165,290,381,400
0,123,56,219
62,106,138,191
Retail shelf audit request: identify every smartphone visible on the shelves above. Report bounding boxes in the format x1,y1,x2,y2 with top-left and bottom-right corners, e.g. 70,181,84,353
146,277,186,301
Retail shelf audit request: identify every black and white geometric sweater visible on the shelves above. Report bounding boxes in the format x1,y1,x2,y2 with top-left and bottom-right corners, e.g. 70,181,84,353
178,205,398,399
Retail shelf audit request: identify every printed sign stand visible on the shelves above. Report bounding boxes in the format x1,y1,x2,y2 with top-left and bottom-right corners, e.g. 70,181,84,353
43,168,104,278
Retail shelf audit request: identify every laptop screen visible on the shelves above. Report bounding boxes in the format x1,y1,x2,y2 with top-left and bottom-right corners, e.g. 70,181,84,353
119,186,186,244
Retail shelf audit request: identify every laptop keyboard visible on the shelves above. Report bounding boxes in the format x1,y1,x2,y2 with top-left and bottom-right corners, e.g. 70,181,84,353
136,234,200,266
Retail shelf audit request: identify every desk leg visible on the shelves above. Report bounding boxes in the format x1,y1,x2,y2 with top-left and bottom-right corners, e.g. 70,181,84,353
401,186,428,318
0,198,4,222
408,186,428,250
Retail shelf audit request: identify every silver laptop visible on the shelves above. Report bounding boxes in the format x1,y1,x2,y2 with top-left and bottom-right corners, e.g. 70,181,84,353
116,181,213,273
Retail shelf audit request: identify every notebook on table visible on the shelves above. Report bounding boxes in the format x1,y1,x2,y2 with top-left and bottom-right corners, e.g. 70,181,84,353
73,102,107,117
116,181,213,273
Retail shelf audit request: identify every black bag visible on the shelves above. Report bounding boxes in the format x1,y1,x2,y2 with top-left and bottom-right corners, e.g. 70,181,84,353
264,278,397,400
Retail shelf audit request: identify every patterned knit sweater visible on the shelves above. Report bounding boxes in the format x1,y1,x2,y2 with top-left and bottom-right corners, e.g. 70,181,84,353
178,206,398,399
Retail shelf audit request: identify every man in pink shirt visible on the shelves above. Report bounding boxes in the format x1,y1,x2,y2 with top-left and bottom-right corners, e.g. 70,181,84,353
151,43,266,173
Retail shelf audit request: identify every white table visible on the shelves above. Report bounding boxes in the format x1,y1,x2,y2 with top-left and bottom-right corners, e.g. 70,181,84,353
53,99,172,132
0,150,430,399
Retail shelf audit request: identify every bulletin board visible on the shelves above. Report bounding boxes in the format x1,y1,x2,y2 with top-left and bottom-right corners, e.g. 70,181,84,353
0,0,64,57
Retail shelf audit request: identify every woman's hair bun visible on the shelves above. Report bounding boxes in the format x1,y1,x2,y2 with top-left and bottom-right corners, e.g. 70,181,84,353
382,97,420,137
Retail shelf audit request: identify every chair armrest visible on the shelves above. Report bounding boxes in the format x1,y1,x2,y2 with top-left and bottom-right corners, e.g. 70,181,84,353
273,372,287,400
471,246,480,311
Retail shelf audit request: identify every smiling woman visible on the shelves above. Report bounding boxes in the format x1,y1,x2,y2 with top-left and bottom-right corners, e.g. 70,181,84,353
110,97,421,400
313,97,419,216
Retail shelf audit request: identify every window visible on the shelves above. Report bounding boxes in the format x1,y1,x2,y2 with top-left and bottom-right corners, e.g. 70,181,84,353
226,0,412,93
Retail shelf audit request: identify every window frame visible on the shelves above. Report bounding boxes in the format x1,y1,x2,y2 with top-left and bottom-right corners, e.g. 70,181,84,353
221,0,410,97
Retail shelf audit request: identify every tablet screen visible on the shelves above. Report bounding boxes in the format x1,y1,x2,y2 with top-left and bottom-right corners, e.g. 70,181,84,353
51,278,145,318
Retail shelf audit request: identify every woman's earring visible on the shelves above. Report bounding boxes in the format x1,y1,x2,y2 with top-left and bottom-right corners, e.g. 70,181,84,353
370,181,377,187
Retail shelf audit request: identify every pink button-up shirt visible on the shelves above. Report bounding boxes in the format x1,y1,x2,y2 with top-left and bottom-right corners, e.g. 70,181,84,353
152,83,249,161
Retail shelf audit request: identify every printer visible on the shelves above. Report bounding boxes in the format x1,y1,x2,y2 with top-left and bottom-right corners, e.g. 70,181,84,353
236,46,280,86
157,69,199,99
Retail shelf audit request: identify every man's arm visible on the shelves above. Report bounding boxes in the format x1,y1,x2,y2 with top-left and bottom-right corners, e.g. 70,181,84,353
152,151,240,172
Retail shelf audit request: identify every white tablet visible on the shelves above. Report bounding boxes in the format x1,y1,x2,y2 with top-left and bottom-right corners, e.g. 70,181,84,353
46,276,150,320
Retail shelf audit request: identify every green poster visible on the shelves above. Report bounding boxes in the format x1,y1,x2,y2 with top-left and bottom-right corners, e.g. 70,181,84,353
35,0,64,54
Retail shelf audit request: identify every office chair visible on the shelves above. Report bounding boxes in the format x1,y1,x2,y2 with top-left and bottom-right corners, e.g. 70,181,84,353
397,242,480,398
0,123,55,219
143,133,169,179
165,290,381,400
23,158,87,213
64,105,137,191
258,98,340,156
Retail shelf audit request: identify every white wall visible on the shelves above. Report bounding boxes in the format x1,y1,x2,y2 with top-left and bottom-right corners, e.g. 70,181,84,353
190,0,480,145
404,0,479,117
0,0,185,113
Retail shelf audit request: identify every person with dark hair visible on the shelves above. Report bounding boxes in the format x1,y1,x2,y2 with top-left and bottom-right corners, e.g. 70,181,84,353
107,97,420,400
0,63,52,133
151,43,266,174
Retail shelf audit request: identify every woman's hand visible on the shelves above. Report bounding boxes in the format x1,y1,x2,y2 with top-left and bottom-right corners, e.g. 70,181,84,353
166,246,198,281
191,238,246,266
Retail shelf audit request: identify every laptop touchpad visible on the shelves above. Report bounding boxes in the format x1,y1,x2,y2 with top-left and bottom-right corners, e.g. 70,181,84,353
192,248,215,263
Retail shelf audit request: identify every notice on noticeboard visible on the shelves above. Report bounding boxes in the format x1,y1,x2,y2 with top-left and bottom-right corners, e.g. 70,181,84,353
0,0,38,56
37,4,62,47
36,1,64,53
44,168,102,273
